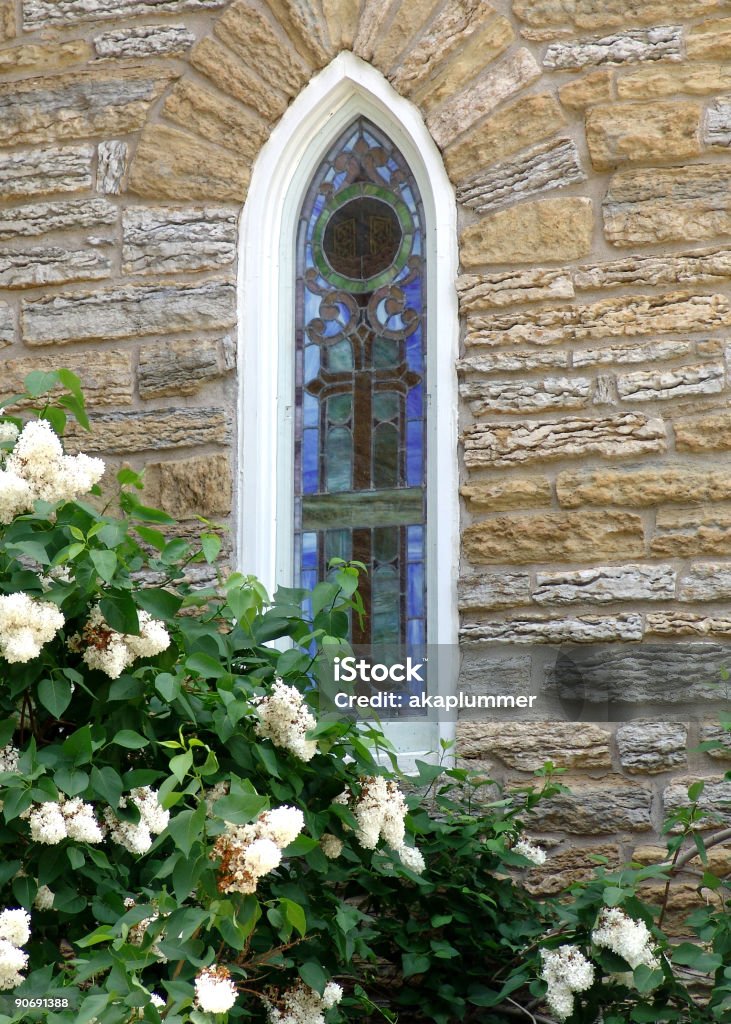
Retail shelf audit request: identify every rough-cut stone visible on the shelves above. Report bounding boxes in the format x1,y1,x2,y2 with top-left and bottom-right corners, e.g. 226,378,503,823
466,291,731,347
23,0,226,28
0,0,13,40
463,414,666,470
444,94,566,183
463,510,645,564
544,27,682,70
687,16,731,59
704,100,731,148
64,408,229,454
461,376,592,414
633,842,731,874
617,62,731,99
459,649,533,704
93,25,194,58
129,125,249,201
322,0,360,50
528,779,653,834
586,101,700,171
122,208,237,275
96,141,127,195
646,612,731,637
616,362,724,403
460,477,552,511
456,139,585,215
512,0,722,34
616,722,687,774
458,573,531,611
680,564,731,602
458,351,569,374
524,845,622,896
637,883,709,936
0,246,112,289
676,411,731,454
427,48,541,148
558,466,731,509
460,613,643,644
558,69,612,110
364,0,443,73
663,777,731,828
190,38,287,122
461,198,593,266
162,81,269,161
3,351,133,407
144,454,232,518
0,199,117,241
215,0,312,97
0,68,172,147
457,721,611,770
138,337,234,398
574,248,731,291
699,725,731,760
604,165,731,246
0,304,16,348
573,339,692,368
22,280,235,346
0,39,90,70
458,268,574,310
651,506,731,557
0,146,93,199
533,565,675,606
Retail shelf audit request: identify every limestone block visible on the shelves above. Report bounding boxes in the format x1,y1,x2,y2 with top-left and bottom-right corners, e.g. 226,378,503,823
636,882,710,935
573,339,692,368
558,69,612,110
461,198,593,267
357,0,441,71
646,612,731,638
444,94,566,183
533,565,675,606
322,0,360,50
458,351,569,374
466,291,731,348
3,351,133,407
458,268,574,310
458,573,531,611
190,38,287,122
557,466,731,509
0,199,117,241
616,722,687,774
574,248,731,291
22,280,235,346
460,477,552,511
0,0,13,40
460,376,592,414
0,40,90,71
460,613,643,644
129,125,249,201
512,0,722,34
675,411,731,453
462,509,645,564
704,100,731,148
459,649,533,705
457,721,612,770
687,16,731,59
144,454,232,517
680,564,731,602
264,0,332,67
0,246,112,289
138,337,233,398
456,138,585,215
0,304,13,347
633,842,731,873
616,362,724,403
23,0,226,28
544,27,682,70
0,68,172,147
352,0,400,61
97,141,128,195
163,81,269,161
528,778,653,834
698,725,731,760
0,145,93,199
605,164,731,246
463,414,666,470
651,506,731,557
215,0,311,97
586,101,700,171
663,777,731,828
64,407,229,454
524,844,622,896
618,62,731,99
94,25,194,58
427,48,541,148
122,207,237,275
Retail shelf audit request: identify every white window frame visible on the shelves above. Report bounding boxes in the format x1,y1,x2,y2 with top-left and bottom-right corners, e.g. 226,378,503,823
237,51,459,761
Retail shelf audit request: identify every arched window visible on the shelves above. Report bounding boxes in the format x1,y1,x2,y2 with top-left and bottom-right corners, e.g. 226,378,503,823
294,118,426,648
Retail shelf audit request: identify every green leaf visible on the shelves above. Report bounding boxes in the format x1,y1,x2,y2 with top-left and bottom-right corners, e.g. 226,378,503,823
169,751,193,784
201,533,221,564
672,942,722,973
90,549,117,582
90,766,123,809
112,730,149,750
402,953,431,978
37,677,72,718
213,789,268,825
100,590,139,635
24,370,60,397
298,961,327,995
12,874,37,908
136,587,183,621
280,898,306,937
155,673,181,702
186,652,227,679
134,525,167,551
54,767,89,797
688,781,705,802
603,886,625,907
633,964,664,993
166,804,205,857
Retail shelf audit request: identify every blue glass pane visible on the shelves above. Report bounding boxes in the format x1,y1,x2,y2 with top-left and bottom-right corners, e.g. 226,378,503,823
406,383,422,419
405,330,422,372
407,618,425,647
406,419,423,487
303,392,319,428
303,428,319,493
302,532,317,570
408,562,425,618
304,343,320,382
407,525,423,561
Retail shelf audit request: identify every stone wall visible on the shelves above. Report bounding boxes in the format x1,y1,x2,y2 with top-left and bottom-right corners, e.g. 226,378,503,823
2,0,731,872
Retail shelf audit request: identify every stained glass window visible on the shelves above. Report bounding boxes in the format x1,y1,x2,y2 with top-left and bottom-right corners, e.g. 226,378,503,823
294,118,426,649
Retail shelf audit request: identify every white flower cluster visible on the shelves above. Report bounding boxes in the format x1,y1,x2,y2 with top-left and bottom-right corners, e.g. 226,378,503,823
264,981,343,1024
592,908,659,971
0,744,19,773
123,897,166,959
0,420,19,446
104,787,169,854
0,419,104,524
0,592,64,664
338,777,425,874
254,680,317,761
540,945,595,1022
0,909,30,991
513,837,547,866
194,965,238,1014
69,605,170,679
213,805,304,895
23,796,103,845
33,886,54,911
320,833,343,859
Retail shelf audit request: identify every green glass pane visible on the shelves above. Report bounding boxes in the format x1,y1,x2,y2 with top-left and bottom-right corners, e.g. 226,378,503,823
373,392,398,423
328,393,352,425
373,337,399,368
374,525,398,564
372,564,400,643
328,339,354,371
373,422,399,488
326,427,352,492
325,529,351,563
